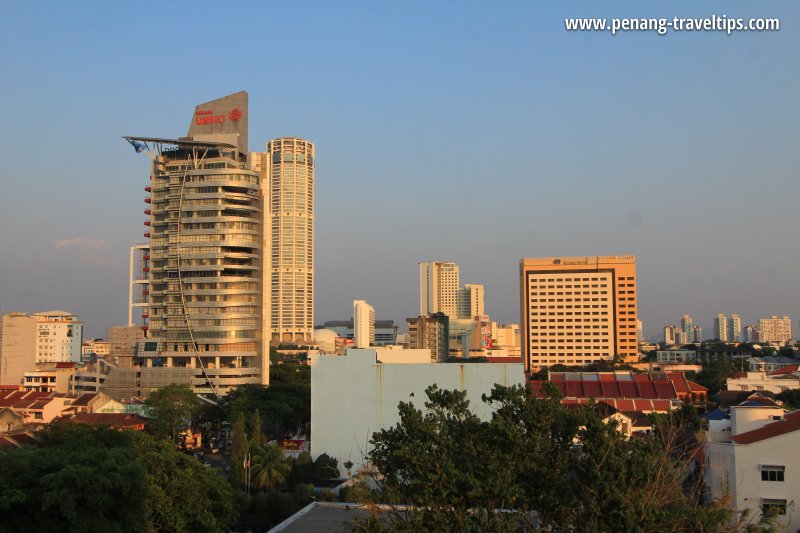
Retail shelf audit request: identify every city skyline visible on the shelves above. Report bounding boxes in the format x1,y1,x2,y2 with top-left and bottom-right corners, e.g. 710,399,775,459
1,2,799,339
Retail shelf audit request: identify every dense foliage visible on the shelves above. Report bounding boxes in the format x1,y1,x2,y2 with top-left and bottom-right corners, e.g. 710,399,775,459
362,385,733,533
222,363,310,438
144,383,200,443
0,425,236,533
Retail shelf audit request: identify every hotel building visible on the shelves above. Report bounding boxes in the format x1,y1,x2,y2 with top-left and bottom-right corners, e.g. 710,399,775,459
419,261,460,318
519,256,639,371
758,316,792,344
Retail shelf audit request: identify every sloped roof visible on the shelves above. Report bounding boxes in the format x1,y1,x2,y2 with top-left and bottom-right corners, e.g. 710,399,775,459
532,372,685,400
731,410,800,445
561,398,673,412
703,409,728,421
769,365,800,376
56,413,148,428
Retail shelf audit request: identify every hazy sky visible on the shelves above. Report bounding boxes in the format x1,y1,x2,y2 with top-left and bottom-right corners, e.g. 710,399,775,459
0,1,798,339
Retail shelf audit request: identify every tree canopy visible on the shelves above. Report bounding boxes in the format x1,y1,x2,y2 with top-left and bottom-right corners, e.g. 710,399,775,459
144,383,200,443
0,425,236,533
363,385,733,533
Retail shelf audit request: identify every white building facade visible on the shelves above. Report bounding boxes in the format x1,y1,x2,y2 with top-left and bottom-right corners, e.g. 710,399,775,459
706,405,800,529
310,348,525,474
34,311,82,364
353,300,375,349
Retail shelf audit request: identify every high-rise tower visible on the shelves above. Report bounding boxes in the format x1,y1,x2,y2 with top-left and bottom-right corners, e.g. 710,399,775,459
265,138,315,343
713,313,728,342
419,261,460,317
125,91,267,395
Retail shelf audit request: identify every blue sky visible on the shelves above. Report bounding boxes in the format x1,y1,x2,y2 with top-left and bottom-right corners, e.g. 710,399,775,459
0,1,798,339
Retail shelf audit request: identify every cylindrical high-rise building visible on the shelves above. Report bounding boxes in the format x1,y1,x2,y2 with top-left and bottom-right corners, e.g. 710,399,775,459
266,137,315,343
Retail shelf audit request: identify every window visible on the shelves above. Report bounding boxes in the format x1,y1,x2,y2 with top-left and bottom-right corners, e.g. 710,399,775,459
761,465,785,482
761,499,787,515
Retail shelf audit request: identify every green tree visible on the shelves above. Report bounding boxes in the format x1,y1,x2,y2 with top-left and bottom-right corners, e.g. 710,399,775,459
694,356,739,397
221,377,310,437
361,385,734,533
250,408,263,449
0,425,236,533
777,389,800,409
145,384,200,444
250,445,291,489
231,412,249,489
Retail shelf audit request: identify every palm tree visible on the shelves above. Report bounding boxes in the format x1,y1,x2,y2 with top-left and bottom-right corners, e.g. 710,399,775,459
250,445,291,489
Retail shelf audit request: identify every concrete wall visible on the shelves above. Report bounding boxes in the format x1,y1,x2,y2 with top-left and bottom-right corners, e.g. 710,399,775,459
0,314,37,387
707,431,800,530
310,348,525,475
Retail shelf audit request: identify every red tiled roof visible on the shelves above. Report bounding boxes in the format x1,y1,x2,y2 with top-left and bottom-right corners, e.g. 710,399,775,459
0,385,20,391
0,391,54,410
486,357,523,363
55,362,77,369
770,365,800,376
531,372,681,400
561,398,674,412
732,412,800,444
56,413,148,429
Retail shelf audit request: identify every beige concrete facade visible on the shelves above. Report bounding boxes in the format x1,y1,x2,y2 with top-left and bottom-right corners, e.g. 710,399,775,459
519,256,639,371
458,283,485,319
135,92,267,394
108,325,144,367
0,314,37,387
419,261,460,317
407,313,449,362
144,146,266,392
758,316,792,344
263,138,315,343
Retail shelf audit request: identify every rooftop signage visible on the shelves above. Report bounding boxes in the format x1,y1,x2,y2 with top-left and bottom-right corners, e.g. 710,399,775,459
194,108,243,126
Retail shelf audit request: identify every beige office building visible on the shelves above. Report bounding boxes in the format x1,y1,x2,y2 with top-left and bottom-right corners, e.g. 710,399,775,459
125,91,267,395
0,313,38,387
264,137,315,343
519,256,639,371
758,316,792,344
419,261,460,318
34,311,83,364
407,313,449,362
458,283,485,319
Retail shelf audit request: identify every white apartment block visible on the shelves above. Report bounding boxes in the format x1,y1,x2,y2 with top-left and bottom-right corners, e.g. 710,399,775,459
34,311,82,364
729,314,742,342
714,313,728,342
706,404,800,529
758,316,792,344
727,371,800,395
353,300,375,349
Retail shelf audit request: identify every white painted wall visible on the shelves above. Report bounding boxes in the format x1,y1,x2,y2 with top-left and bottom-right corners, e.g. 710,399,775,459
310,348,525,475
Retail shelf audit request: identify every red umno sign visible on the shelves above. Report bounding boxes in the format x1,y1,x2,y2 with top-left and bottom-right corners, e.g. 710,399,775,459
194,108,242,126
195,109,225,125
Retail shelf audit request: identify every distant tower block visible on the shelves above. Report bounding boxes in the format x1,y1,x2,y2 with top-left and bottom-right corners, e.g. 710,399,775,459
265,138,315,343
